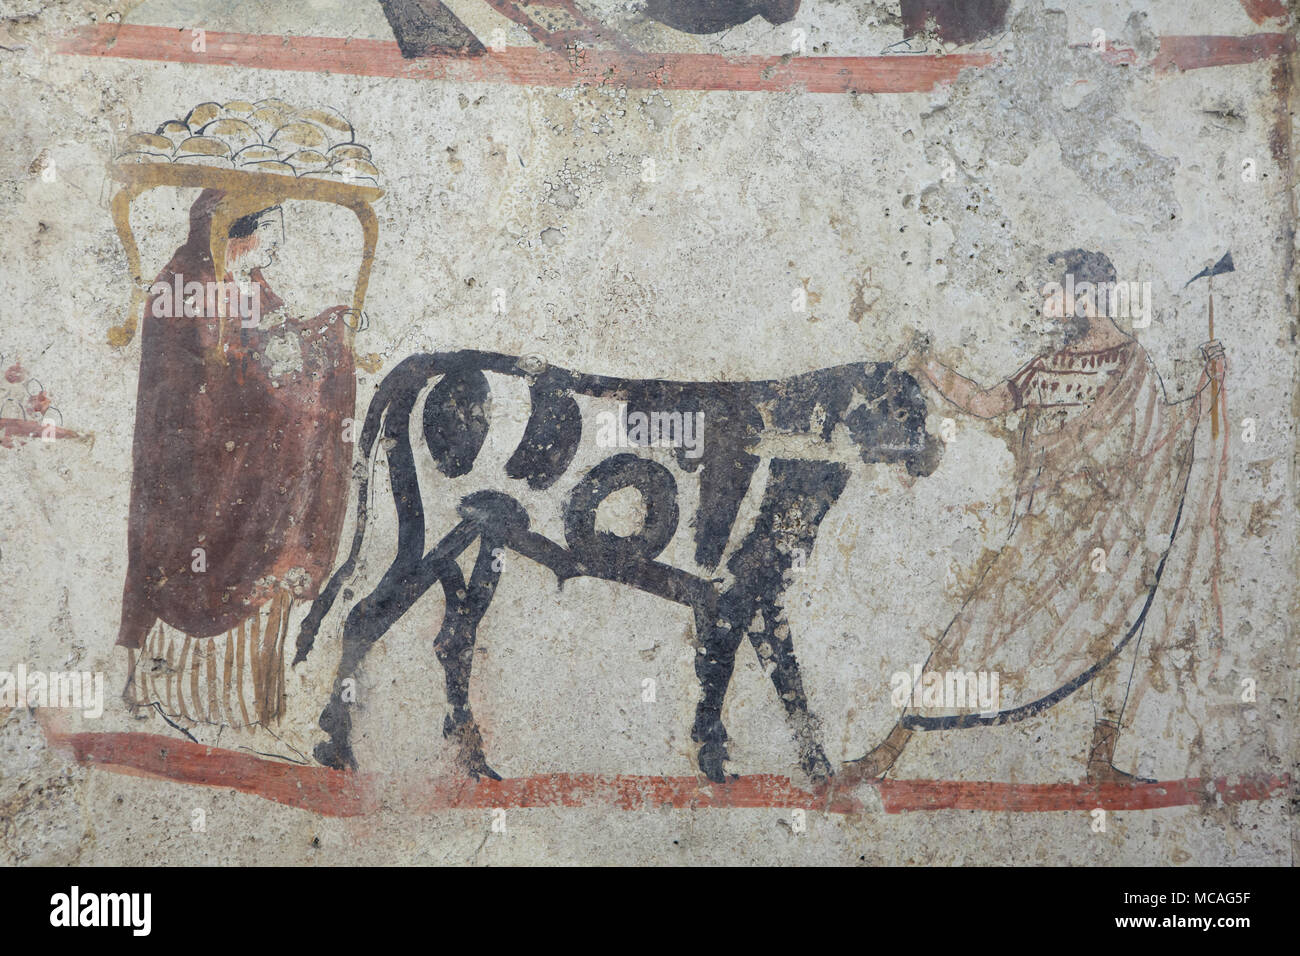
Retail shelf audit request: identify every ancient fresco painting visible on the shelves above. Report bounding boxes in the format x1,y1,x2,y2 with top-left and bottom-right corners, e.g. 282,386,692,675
1,0,1295,864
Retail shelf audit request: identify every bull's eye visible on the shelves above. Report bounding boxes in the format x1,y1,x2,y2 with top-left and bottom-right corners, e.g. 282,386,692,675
895,408,908,421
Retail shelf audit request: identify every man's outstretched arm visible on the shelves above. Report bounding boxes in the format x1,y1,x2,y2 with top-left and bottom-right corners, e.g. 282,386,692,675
919,356,1018,419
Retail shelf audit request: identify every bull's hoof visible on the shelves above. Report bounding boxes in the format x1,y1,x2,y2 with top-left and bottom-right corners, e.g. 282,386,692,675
444,714,501,780
801,748,834,785
463,753,503,782
697,741,730,783
314,738,357,771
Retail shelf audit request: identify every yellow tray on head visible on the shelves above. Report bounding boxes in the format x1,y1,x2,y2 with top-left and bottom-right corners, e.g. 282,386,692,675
107,102,385,349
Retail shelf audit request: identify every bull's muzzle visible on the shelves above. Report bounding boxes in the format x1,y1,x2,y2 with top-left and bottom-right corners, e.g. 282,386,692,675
905,430,943,477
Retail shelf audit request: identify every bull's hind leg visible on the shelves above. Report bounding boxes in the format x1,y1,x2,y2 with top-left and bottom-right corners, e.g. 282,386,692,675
314,519,480,770
717,459,849,783
314,562,445,770
433,536,504,780
312,357,447,769
431,491,531,779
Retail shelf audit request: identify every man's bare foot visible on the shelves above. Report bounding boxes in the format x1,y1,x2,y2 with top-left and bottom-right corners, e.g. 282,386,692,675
1086,762,1156,785
841,724,912,784
1086,718,1155,785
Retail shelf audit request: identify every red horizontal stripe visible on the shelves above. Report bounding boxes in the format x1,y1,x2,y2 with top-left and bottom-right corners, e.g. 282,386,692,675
1154,32,1296,72
54,24,1296,91
54,23,992,92
46,727,1291,816
0,418,82,447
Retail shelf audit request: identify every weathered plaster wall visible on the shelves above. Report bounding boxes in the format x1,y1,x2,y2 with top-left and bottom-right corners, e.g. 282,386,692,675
0,0,1295,864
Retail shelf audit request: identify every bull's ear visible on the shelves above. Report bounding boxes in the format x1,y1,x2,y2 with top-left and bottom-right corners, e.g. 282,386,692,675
900,368,926,397
856,361,890,394
880,361,922,396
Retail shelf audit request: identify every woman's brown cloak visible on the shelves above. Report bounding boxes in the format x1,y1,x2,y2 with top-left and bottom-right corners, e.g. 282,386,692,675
117,188,356,725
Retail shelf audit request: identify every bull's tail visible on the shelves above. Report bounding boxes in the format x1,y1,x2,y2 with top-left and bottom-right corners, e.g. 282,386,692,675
292,354,443,664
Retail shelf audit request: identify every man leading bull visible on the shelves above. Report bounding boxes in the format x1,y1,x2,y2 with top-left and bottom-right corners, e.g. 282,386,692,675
846,249,1228,785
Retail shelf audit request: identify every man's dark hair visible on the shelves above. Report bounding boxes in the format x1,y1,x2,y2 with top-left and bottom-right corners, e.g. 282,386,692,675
1048,248,1117,287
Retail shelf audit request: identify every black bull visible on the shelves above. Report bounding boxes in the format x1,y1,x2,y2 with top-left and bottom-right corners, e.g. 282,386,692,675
294,349,941,783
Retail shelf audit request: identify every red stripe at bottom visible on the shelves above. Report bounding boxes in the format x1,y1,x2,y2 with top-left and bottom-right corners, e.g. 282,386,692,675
44,728,1291,816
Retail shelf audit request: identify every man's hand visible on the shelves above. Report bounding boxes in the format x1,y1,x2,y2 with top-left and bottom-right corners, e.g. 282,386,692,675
1200,339,1226,383
901,327,932,374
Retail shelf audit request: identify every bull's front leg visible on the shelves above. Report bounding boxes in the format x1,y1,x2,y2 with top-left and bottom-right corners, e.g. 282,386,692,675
716,458,850,784
689,588,737,783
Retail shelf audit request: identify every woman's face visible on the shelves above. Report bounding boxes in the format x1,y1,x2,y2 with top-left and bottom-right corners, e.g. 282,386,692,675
223,202,361,323
227,209,282,275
